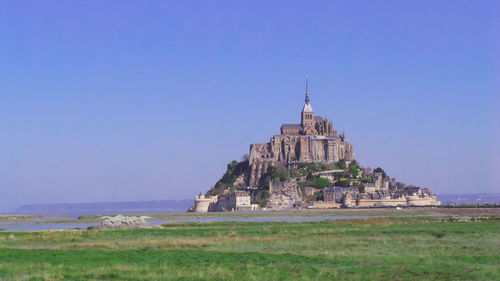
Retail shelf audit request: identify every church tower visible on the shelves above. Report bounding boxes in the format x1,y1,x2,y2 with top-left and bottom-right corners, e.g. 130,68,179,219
301,79,314,127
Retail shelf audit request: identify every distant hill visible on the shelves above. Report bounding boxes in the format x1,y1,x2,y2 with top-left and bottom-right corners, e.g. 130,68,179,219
437,193,500,205
15,199,193,217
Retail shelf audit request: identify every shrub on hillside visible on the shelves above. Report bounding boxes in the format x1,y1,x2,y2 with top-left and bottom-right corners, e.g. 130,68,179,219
312,191,324,201
312,177,330,188
335,159,347,169
350,165,359,178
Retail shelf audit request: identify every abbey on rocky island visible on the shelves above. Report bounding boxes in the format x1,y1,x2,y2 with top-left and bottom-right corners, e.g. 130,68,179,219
192,80,440,212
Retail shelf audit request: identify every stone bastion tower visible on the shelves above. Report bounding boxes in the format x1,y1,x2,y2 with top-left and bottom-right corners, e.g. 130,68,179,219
248,80,354,187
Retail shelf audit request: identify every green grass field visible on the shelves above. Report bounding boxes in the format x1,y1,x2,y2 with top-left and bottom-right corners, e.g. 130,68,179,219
0,216,499,280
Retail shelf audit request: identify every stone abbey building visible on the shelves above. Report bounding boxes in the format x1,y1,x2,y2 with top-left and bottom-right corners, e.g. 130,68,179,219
248,81,354,187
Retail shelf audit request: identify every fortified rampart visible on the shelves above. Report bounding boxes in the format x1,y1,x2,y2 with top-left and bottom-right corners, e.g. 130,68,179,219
356,198,407,207
406,196,441,206
198,190,259,212
194,195,218,213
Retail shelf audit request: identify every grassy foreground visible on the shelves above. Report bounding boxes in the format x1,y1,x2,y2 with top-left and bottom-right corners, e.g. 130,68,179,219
0,216,499,280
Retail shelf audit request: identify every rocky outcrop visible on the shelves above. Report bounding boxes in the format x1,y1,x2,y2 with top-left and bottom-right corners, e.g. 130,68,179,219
266,182,302,209
95,215,162,230
206,160,250,197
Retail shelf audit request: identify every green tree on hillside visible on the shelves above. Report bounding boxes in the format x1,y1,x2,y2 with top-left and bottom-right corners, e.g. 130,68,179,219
350,165,359,178
259,199,267,207
374,167,387,179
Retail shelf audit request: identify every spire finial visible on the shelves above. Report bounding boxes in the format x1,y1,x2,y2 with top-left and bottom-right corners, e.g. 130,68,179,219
305,75,310,104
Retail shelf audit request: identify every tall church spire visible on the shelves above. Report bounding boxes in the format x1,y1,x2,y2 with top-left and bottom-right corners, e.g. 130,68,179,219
305,78,310,104
302,77,313,113
301,77,314,128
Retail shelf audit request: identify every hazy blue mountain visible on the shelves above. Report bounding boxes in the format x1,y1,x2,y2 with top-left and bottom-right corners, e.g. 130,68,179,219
15,199,193,217
437,193,500,205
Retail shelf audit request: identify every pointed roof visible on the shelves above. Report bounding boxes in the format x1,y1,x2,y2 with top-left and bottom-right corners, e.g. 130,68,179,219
302,78,313,113
302,103,313,113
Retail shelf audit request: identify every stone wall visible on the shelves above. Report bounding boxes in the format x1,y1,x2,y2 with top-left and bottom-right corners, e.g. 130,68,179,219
357,198,407,207
213,190,260,212
313,201,341,209
249,143,273,165
304,187,320,197
407,196,441,206
237,204,259,211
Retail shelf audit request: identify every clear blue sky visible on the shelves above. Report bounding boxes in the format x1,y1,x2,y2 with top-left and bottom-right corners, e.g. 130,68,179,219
0,1,498,212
